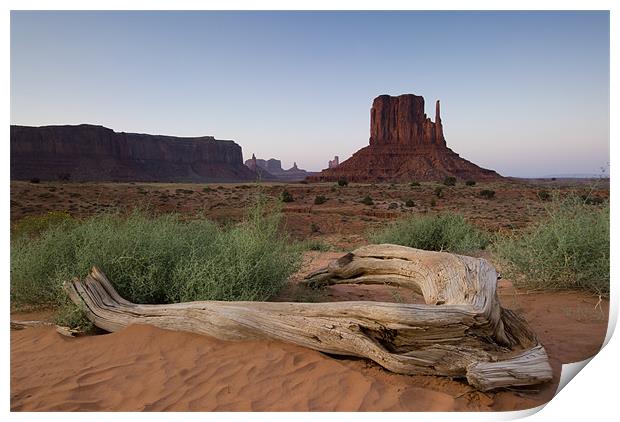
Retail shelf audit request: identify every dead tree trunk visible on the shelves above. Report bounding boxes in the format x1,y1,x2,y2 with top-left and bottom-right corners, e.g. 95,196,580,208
64,244,552,391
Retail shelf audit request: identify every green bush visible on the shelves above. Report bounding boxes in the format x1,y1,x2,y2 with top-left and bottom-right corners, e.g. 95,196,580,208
443,176,456,186
369,213,488,254
580,193,605,205
410,181,420,187
361,196,374,205
280,190,294,202
314,195,327,205
480,189,495,199
300,239,332,251
493,195,609,296
10,200,302,309
465,180,476,186
337,177,349,187
434,187,444,198
405,199,415,207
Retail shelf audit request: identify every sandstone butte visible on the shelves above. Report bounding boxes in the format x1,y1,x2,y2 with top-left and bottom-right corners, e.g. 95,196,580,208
309,94,502,182
10,124,257,183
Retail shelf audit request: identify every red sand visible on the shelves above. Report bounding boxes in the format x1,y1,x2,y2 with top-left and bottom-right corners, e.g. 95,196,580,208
11,252,608,411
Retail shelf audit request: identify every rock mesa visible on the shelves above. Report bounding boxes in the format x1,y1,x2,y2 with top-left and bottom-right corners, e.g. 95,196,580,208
10,124,257,182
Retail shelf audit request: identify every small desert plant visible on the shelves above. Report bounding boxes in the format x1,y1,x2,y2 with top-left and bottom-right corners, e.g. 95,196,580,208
29,177,40,184
480,189,495,199
580,193,605,205
430,199,437,207
465,180,476,186
537,190,551,201
300,239,332,251
314,195,327,205
405,199,415,207
361,195,374,205
54,302,94,333
369,213,488,254
434,187,444,198
203,186,212,193
337,177,349,187
280,190,294,203
493,194,609,296
443,177,456,186
388,202,399,210
409,181,420,187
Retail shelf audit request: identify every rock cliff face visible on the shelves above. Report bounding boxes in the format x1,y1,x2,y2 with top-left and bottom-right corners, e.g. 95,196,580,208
10,124,257,182
309,94,501,182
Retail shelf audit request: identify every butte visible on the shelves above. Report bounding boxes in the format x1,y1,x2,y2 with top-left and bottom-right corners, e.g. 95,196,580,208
309,94,502,182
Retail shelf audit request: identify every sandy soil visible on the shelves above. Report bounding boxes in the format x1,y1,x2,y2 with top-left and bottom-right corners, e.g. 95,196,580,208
10,251,609,412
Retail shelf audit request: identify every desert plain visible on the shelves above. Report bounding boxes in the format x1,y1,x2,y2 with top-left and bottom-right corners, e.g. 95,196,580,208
10,178,610,411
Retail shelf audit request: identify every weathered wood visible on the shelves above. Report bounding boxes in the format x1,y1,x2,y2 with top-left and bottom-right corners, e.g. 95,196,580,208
64,245,552,391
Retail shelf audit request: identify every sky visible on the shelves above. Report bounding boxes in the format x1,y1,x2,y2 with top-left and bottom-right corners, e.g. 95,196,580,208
10,11,610,177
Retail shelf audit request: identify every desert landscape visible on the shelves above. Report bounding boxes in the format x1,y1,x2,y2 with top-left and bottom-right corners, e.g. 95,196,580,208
9,10,610,414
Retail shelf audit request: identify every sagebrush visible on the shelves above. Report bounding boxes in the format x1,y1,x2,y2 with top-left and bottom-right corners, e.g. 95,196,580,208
369,213,488,254
492,194,609,296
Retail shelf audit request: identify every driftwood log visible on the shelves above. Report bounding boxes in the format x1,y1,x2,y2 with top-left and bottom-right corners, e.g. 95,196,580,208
64,244,552,391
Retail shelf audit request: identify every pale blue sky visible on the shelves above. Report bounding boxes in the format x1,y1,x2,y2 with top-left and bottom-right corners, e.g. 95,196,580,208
11,11,609,177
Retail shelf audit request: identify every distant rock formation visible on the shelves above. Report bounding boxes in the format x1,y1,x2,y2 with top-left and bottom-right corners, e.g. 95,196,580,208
10,124,258,182
309,94,502,182
244,155,316,181
328,156,339,169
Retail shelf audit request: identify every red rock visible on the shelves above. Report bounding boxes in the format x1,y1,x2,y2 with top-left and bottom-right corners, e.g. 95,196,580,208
309,94,502,182
10,124,258,182
244,155,317,181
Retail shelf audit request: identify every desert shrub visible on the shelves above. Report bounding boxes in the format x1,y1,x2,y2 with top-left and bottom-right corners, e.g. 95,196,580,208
410,181,420,187
314,195,327,205
12,211,76,240
337,177,349,187
430,199,437,207
434,187,444,198
465,180,476,186
300,239,332,251
175,188,194,195
480,189,495,199
54,302,94,333
10,200,301,309
580,193,604,205
280,190,294,202
29,178,40,184
493,195,609,296
369,213,488,254
405,199,415,207
537,190,551,201
361,196,374,205
443,176,456,186
202,186,212,193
